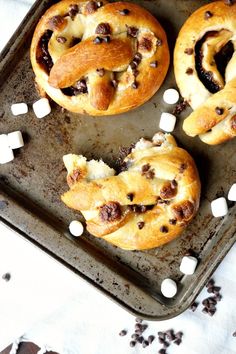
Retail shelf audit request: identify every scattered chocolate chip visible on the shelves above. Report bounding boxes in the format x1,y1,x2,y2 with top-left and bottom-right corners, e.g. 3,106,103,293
135,323,142,331
93,36,103,44
205,11,213,19
48,15,65,30
132,69,139,77
85,1,98,14
169,219,177,225
119,9,130,15
127,193,134,201
130,61,138,70
135,329,142,336
148,335,155,344
135,317,143,323
95,22,111,35
137,221,145,230
2,273,11,281
137,336,144,343
156,38,162,46
134,52,142,63
175,331,183,339
131,81,139,89
233,331,236,337
138,37,152,52
97,1,103,7
119,330,127,336
68,4,79,19
130,341,136,347
159,338,165,344
184,48,194,55
166,329,175,341
99,202,122,222
75,79,88,93
70,37,81,46
126,25,138,37
57,36,67,43
103,36,111,43
158,332,166,340
142,324,148,332
208,297,217,305
215,294,222,302
202,299,210,307
96,68,105,77
158,349,166,354
207,286,214,293
186,67,193,75
206,279,215,288
174,338,182,345
160,225,168,233
172,99,188,115
163,341,170,349
150,60,158,68
131,333,139,340
215,107,224,115
208,308,216,316
142,340,149,348
171,179,178,188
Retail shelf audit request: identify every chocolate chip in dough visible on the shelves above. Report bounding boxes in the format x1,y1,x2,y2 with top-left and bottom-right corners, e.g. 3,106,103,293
160,226,168,233
111,80,118,88
186,67,193,75
169,218,177,225
119,9,130,15
99,202,121,222
205,11,213,19
93,36,103,44
131,81,139,89
137,221,145,230
179,163,187,173
96,68,105,77
85,1,98,14
215,107,224,115
103,36,111,43
95,23,111,35
68,4,79,19
126,25,138,37
48,15,65,30
142,340,149,348
184,48,194,55
127,193,134,201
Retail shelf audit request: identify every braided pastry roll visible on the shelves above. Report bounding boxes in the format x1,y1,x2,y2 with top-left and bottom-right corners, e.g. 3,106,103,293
31,0,169,115
174,0,236,145
61,133,201,250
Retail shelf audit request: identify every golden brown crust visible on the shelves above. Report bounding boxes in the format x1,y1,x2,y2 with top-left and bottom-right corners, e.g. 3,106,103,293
61,133,201,250
174,0,236,145
31,0,169,116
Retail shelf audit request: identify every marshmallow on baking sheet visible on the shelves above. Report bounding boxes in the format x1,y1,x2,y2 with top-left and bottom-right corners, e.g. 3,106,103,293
159,112,176,132
161,278,177,298
69,220,84,237
11,103,28,116
0,134,9,148
163,88,179,105
7,131,24,149
211,197,228,217
33,98,51,118
180,256,198,275
228,183,236,201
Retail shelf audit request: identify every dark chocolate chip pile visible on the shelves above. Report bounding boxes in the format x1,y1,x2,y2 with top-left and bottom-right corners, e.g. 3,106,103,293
119,318,184,352
172,99,189,116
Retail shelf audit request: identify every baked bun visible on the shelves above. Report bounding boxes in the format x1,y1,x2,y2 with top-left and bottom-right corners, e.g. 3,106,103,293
30,0,169,116
174,0,236,145
61,133,201,250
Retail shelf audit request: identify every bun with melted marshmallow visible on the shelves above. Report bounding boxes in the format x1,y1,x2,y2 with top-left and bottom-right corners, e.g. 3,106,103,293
61,133,201,250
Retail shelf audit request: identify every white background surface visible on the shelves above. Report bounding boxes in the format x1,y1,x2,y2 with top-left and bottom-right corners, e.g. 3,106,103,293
0,1,236,353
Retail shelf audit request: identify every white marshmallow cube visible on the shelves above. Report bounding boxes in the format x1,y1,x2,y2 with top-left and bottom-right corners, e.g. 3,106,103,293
0,134,9,148
7,131,24,149
33,98,51,118
69,220,84,237
180,256,198,275
159,112,176,132
0,146,14,164
228,183,236,201
211,197,228,217
163,89,179,105
161,278,177,298
11,103,28,116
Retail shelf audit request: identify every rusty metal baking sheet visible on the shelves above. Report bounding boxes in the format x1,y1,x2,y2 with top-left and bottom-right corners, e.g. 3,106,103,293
0,0,235,320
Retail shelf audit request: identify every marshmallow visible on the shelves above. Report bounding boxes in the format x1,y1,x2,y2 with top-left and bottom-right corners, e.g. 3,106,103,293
211,197,228,217
33,98,51,118
11,103,28,116
69,220,84,237
7,131,24,149
163,89,179,105
228,183,236,201
180,256,198,275
161,278,177,298
159,112,176,132
134,138,153,151
0,146,14,164
0,134,9,148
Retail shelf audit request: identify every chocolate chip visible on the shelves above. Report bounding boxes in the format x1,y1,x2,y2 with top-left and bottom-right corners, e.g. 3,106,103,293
119,9,130,15
158,349,166,354
85,1,98,14
142,340,149,348
156,38,162,46
186,68,193,75
103,36,110,43
141,324,148,332
160,226,168,233
135,329,142,336
184,48,194,55
148,335,155,344
208,308,216,316
119,330,127,336
163,341,170,349
131,81,139,89
111,80,118,88
137,221,145,230
138,38,152,51
215,294,222,302
48,15,65,30
174,338,182,345
75,79,87,93
205,11,213,19
96,68,105,77
215,107,224,115
134,52,142,63
70,37,81,46
175,331,183,339
202,299,210,307
171,179,178,188
99,202,122,222
95,22,111,35
132,69,139,77
208,297,217,305
159,338,165,344
68,4,79,19
131,333,139,340
213,286,221,294
2,273,11,281
233,331,236,337
169,219,177,225
202,307,208,314
129,341,136,347
126,25,138,37
57,36,67,43
150,61,158,68
130,61,138,70
166,329,175,341
135,323,142,331
97,1,103,7
93,36,103,44
172,100,188,115
207,286,214,293
206,279,215,288
179,163,187,173
127,193,134,201
158,332,166,340
135,317,143,323
137,336,144,343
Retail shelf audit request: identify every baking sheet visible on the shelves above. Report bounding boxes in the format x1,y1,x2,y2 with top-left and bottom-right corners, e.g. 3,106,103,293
0,0,235,320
